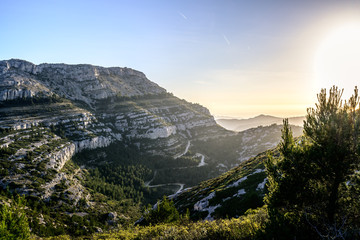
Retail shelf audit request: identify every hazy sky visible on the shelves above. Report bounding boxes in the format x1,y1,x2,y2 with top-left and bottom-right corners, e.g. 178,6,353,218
2,0,360,118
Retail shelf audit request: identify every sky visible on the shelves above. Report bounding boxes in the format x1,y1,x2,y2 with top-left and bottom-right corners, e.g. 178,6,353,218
2,0,360,118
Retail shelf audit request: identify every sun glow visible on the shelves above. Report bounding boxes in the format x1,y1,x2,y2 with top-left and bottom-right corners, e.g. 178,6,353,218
314,22,360,98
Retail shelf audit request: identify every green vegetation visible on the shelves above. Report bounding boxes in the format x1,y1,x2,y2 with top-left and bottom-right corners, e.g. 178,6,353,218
73,141,216,204
141,196,181,226
191,124,302,169
2,86,360,240
0,187,142,238
85,165,149,203
92,207,268,240
0,196,30,240
0,94,63,108
172,149,270,220
265,86,360,239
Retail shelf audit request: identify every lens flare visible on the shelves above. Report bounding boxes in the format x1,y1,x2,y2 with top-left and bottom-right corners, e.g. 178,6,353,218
314,22,360,98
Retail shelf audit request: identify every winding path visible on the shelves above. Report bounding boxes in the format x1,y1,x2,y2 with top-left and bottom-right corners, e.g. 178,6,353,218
144,170,157,187
196,153,206,167
174,141,191,159
145,140,207,195
144,170,185,194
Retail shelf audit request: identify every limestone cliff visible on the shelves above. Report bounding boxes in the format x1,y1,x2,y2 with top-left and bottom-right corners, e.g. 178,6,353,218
0,59,229,202
0,59,165,105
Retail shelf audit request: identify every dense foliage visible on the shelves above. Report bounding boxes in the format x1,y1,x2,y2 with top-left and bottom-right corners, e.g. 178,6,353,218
0,196,30,240
0,94,63,108
73,141,213,204
142,196,181,225
265,86,360,239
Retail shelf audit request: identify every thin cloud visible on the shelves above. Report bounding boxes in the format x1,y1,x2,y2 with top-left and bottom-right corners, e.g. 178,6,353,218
223,34,230,45
178,11,187,20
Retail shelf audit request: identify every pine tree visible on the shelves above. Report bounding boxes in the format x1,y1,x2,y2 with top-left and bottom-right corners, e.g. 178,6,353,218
265,86,360,239
142,196,180,225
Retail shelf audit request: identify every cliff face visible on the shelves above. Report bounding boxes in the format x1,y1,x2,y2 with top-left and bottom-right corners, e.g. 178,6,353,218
0,59,229,201
0,59,165,105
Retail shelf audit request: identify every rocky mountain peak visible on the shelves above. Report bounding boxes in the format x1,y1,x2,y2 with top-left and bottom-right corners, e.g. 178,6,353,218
0,59,166,106
0,59,37,74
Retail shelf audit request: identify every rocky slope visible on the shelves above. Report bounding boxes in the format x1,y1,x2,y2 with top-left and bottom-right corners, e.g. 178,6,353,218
171,149,274,221
0,59,229,203
163,125,302,221
0,59,305,236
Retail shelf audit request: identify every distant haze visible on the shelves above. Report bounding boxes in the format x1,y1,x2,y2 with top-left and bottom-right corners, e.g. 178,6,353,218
216,114,305,132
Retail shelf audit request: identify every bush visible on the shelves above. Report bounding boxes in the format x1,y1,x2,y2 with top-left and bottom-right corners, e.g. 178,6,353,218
142,196,180,225
94,207,268,240
0,196,30,240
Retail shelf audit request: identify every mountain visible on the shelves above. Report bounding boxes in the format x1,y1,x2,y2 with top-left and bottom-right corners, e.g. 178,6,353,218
1,59,228,155
0,59,302,236
216,114,305,132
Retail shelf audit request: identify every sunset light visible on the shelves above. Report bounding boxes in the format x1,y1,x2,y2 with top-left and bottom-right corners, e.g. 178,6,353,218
314,22,360,98
3,1,360,238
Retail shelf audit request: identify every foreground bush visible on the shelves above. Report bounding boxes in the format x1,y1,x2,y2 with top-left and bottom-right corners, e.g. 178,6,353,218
93,207,267,240
0,196,30,240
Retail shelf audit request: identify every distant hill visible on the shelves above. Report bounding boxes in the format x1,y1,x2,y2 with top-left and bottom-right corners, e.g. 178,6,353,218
216,114,305,132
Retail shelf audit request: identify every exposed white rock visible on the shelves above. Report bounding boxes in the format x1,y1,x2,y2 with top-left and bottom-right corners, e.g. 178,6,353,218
256,178,268,190
193,191,216,211
0,59,233,213
75,136,113,152
252,168,265,174
227,176,248,188
0,88,34,100
226,169,264,188
193,191,221,221
46,143,76,171
42,172,67,200
233,189,246,198
143,126,176,139
204,204,221,221
65,174,88,205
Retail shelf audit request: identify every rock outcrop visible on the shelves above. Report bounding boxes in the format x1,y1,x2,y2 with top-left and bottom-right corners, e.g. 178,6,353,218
46,143,76,171
75,136,113,152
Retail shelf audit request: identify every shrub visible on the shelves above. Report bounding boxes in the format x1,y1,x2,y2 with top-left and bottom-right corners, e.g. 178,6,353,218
0,196,30,240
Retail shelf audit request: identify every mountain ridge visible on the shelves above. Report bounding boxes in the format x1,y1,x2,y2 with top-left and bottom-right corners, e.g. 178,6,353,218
0,59,166,107
216,114,305,132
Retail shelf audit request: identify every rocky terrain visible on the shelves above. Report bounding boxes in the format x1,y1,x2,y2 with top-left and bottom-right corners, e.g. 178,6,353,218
171,149,274,221
0,59,303,236
0,59,165,104
0,59,229,208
